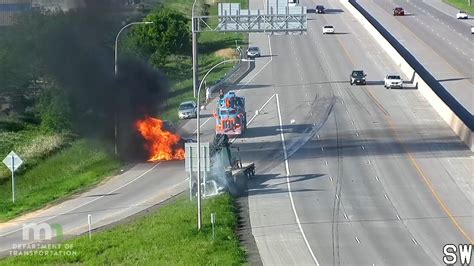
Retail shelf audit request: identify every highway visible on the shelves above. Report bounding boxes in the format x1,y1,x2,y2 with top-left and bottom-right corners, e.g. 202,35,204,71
0,0,472,264
243,0,474,264
355,0,473,114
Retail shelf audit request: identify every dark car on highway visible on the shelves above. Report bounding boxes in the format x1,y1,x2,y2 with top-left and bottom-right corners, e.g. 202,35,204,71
350,70,366,85
315,5,325,14
393,7,404,16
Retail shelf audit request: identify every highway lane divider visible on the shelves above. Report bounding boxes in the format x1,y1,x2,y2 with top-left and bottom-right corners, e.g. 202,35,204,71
340,0,473,151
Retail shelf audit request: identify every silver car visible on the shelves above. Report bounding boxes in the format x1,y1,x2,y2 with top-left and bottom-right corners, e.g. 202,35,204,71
247,47,261,58
178,101,197,119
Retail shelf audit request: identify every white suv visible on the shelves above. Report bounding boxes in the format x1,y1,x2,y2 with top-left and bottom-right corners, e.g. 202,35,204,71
384,74,403,89
322,25,335,34
456,10,468,19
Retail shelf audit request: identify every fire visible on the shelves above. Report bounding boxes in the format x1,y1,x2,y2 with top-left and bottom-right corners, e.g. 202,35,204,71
135,117,185,161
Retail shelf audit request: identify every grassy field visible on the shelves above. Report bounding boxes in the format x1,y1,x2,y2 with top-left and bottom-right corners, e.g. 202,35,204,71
0,194,246,265
0,138,120,222
444,0,474,14
0,0,248,221
158,0,248,121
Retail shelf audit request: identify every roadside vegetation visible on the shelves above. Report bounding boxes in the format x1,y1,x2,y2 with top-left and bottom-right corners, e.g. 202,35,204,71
444,0,474,14
125,0,248,121
0,0,247,228
0,194,246,265
0,138,120,222
0,0,248,263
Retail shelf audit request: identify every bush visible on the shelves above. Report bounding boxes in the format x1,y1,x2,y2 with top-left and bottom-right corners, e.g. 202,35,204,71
37,87,72,133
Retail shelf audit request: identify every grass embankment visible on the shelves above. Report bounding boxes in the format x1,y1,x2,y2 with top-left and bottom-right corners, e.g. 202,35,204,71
0,117,120,222
158,0,248,121
0,194,245,265
444,0,474,15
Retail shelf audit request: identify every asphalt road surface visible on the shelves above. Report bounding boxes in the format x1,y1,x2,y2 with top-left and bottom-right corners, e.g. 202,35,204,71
0,0,472,265
243,0,473,265
355,0,473,114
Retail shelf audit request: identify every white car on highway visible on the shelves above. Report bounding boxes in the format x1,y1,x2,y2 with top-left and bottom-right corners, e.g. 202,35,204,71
384,74,403,89
322,25,335,34
456,10,468,19
178,101,197,119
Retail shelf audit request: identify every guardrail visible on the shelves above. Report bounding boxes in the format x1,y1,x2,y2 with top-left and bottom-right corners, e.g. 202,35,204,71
341,0,473,150
208,48,254,96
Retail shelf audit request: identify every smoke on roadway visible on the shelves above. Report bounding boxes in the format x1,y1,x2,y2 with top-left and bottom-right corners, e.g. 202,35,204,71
36,0,169,160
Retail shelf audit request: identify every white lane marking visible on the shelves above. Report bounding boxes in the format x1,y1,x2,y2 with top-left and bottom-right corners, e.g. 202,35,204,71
246,94,276,125
275,93,320,265
325,160,328,165
317,134,320,139
230,94,276,144
2,162,162,236
193,35,273,135
344,213,349,220
361,145,365,150
356,132,359,137
321,147,324,151
192,117,212,135
396,214,401,220
384,194,389,200
336,194,339,200
355,237,361,244
375,176,380,182
368,160,372,165
412,238,418,245
235,34,273,94
329,176,333,182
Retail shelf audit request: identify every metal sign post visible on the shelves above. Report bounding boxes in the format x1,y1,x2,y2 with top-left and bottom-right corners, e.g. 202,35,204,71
2,151,23,203
185,142,210,230
11,156,14,202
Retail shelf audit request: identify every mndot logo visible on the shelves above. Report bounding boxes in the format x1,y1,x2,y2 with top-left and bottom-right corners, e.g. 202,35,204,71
22,223,63,241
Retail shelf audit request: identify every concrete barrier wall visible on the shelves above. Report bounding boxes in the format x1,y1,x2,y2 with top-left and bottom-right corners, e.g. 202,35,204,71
340,0,473,150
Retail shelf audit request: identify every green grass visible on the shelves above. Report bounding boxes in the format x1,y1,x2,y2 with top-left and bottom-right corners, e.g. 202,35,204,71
0,194,246,265
444,0,474,15
0,139,120,221
157,0,248,122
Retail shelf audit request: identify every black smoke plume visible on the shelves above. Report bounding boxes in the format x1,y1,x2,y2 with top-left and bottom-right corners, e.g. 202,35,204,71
37,0,168,160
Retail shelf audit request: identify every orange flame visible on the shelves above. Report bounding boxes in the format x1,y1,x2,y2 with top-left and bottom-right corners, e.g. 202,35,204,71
135,117,185,161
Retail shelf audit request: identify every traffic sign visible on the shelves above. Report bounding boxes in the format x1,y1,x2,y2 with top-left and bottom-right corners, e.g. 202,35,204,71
3,151,23,203
2,151,23,172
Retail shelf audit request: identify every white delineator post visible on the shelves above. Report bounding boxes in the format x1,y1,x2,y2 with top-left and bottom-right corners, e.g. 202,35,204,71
88,214,92,240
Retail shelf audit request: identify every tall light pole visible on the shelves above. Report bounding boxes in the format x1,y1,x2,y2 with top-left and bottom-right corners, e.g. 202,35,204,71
195,58,252,230
192,0,199,98
113,21,153,155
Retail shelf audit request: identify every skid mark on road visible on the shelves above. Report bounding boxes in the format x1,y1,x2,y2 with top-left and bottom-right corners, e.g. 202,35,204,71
276,93,320,266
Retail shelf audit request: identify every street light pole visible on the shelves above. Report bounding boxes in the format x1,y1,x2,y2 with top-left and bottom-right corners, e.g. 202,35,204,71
113,21,153,155
195,58,252,230
192,0,199,98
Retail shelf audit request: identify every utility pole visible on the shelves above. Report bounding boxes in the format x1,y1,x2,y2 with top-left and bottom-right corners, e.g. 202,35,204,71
192,1,199,98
